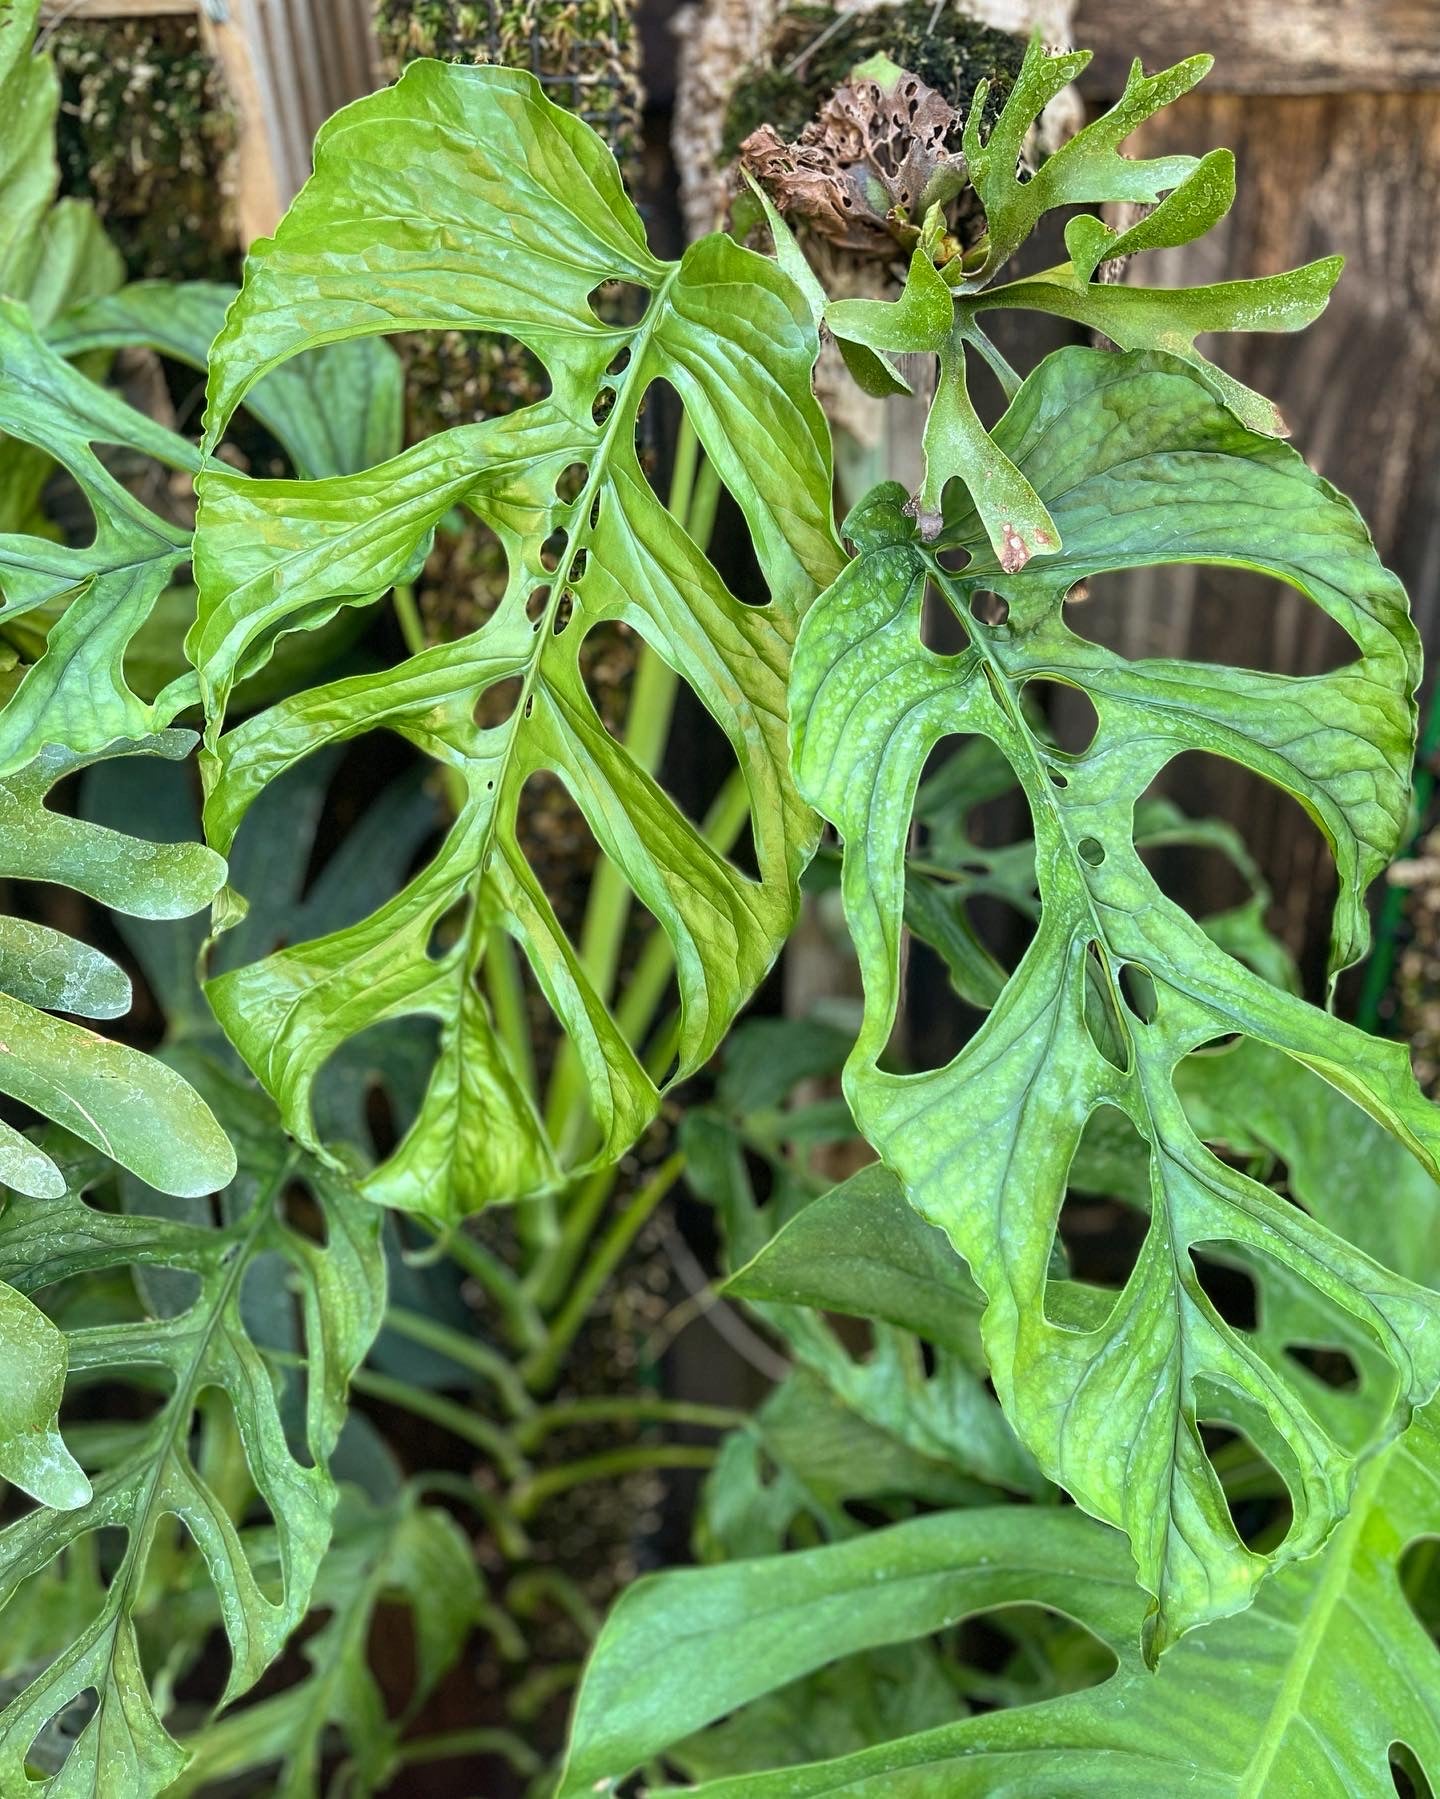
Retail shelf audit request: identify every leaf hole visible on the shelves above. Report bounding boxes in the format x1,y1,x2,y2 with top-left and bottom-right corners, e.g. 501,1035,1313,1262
586,280,650,326
1022,679,1098,756
552,589,576,636
1118,962,1157,1024
954,1604,1118,1711
1188,1242,1259,1331
605,345,632,377
539,526,568,573
1391,1744,1434,1799
525,584,550,625
1399,1537,1440,1649
1198,1418,1293,1550
1044,1107,1150,1328
970,589,1008,626
427,894,473,962
555,461,589,502
25,1686,98,1780
478,675,523,727
1081,941,1130,1074
1284,1342,1361,1392
1077,836,1104,867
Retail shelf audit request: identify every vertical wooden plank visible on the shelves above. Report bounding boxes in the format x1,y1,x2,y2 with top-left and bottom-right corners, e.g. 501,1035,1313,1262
199,0,287,243
1082,90,1440,975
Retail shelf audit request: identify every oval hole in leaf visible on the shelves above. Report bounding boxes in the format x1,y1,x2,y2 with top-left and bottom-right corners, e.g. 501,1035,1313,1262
1118,962,1157,1024
1188,1242,1259,1331
1082,941,1130,1073
539,526,568,573
971,589,1008,626
1199,1419,1293,1551
586,279,650,326
525,583,550,627
954,1603,1118,1710
1044,1107,1150,1328
1398,1537,1440,1649
24,1685,98,1782
1021,678,1098,756
477,675,523,729
1284,1342,1361,1393
426,894,473,963
1391,1743,1434,1799
1077,835,1104,867
555,461,589,502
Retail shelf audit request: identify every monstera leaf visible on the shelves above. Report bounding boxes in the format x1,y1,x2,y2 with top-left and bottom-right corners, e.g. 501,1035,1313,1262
0,300,206,767
0,732,233,1197
0,1065,386,1799
562,1412,1440,1798
190,60,840,1223
790,345,1440,1653
166,1485,480,1798
564,1053,1440,1797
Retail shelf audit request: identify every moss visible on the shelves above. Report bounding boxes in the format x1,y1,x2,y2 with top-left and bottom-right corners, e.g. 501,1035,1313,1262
722,1,1026,164
373,0,641,165
50,18,237,283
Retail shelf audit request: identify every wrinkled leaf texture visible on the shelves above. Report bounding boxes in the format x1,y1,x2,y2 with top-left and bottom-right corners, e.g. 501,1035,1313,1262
563,1043,1440,1796
0,1070,385,1799
790,346,1440,1651
191,60,841,1223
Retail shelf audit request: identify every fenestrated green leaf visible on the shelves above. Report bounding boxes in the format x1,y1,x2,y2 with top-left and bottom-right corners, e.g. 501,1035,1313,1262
0,1278,88,1510
0,731,233,1197
165,1485,480,1799
0,299,204,768
558,1506,1130,1799
790,346,1440,1653
49,281,404,480
190,59,841,1222
564,1412,1440,1798
563,1061,1440,1797
0,1060,386,1799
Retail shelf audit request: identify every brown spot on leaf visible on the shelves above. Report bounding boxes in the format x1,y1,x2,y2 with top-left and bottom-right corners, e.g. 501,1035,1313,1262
999,523,1030,573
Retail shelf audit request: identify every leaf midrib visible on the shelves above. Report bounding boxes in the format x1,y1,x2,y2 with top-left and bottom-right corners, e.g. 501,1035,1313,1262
1235,1442,1390,1798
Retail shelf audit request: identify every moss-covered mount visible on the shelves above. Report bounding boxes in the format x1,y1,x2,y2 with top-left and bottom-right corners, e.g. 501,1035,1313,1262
373,0,642,162
722,2,1026,165
50,17,237,283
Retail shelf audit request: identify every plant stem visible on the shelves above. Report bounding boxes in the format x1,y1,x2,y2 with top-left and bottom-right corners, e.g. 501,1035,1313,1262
520,1152,685,1392
511,1443,717,1520
351,1368,526,1480
516,1395,745,1452
391,1729,542,1777
424,1225,546,1353
382,1308,534,1419
391,580,428,656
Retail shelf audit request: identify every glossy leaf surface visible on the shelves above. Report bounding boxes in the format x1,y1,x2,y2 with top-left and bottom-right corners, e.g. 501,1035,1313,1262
191,61,841,1221
566,1048,1440,1795
790,346,1438,1651
0,1067,386,1798
0,732,233,1197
